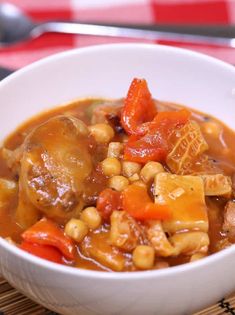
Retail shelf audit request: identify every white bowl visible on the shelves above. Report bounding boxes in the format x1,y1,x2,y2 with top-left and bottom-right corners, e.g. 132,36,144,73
0,43,235,315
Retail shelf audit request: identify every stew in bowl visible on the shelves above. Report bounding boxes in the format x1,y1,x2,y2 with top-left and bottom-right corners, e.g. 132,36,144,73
1,78,235,272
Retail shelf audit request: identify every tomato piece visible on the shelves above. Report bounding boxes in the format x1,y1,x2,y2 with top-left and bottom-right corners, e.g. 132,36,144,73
22,218,75,260
124,109,191,163
97,188,122,221
124,135,167,163
150,108,190,130
122,184,171,221
20,241,64,264
121,78,157,135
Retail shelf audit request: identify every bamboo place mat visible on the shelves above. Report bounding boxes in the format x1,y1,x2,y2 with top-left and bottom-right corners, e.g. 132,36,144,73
0,277,234,315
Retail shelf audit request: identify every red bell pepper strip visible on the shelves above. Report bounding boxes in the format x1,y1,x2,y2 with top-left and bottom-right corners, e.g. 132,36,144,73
20,241,64,264
97,188,122,221
124,109,191,163
121,78,157,135
21,218,75,260
122,184,171,221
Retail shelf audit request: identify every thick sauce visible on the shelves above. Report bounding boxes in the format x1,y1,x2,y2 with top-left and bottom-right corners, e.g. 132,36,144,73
1,98,235,271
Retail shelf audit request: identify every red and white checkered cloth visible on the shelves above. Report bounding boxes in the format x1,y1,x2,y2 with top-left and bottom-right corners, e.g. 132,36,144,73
2,0,235,69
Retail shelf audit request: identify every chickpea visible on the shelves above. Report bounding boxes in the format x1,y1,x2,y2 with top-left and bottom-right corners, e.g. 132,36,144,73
107,142,124,158
109,175,129,191
133,245,155,270
89,123,114,144
201,121,221,138
133,180,147,188
80,207,102,230
122,161,142,177
65,219,88,243
140,162,164,183
190,253,206,262
101,157,121,177
128,173,140,182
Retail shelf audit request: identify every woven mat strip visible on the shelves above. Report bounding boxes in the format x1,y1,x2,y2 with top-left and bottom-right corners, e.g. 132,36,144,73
0,278,54,315
0,277,233,315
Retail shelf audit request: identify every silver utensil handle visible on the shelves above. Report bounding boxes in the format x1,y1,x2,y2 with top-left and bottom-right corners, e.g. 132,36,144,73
31,22,235,47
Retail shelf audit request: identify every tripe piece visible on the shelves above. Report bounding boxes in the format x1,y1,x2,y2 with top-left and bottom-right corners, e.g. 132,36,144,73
166,120,208,174
200,174,232,197
169,231,209,255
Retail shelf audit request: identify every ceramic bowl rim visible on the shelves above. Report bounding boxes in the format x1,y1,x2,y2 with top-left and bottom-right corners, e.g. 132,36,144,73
1,42,235,280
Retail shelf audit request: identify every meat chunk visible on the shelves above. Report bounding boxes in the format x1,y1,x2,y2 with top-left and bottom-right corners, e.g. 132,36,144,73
109,210,147,251
214,238,232,252
147,221,209,257
16,190,40,228
0,178,17,208
2,147,22,176
147,220,175,257
231,173,235,196
91,102,122,125
154,173,208,233
81,231,126,271
223,201,235,240
16,116,93,227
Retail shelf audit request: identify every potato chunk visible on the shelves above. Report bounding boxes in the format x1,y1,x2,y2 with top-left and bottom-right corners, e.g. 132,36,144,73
154,173,208,233
200,174,232,197
110,211,146,251
166,121,208,174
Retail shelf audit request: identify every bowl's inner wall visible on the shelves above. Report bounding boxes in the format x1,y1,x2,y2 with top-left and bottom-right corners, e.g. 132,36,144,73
0,44,234,140
0,44,235,315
